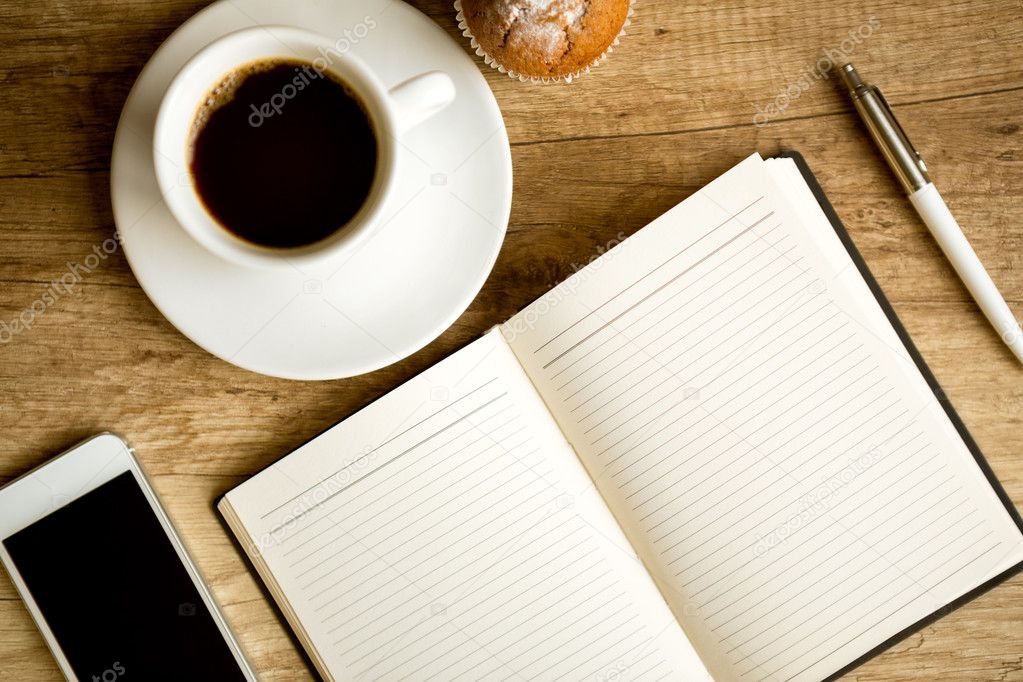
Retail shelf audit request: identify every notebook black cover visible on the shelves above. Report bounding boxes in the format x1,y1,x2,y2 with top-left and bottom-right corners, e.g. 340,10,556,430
777,150,1023,681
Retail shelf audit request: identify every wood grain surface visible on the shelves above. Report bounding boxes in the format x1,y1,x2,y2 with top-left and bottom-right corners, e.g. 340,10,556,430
1,0,1021,679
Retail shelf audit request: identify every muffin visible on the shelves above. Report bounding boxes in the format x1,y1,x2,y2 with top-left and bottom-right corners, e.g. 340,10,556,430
456,0,632,83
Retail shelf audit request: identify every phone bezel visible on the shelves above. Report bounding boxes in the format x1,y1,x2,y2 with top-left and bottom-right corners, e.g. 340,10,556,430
0,432,257,681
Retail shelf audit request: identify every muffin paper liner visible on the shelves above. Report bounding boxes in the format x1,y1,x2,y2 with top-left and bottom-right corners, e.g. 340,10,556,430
454,0,634,84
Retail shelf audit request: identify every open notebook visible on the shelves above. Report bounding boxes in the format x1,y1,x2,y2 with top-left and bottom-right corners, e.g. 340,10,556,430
220,153,1023,681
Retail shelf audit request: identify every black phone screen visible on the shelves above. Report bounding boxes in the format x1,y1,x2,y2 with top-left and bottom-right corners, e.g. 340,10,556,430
3,471,248,681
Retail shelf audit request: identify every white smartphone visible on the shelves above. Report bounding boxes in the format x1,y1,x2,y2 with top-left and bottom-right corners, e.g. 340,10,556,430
0,433,257,681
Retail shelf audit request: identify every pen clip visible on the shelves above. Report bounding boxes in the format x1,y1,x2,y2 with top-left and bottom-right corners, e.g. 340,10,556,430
868,85,928,172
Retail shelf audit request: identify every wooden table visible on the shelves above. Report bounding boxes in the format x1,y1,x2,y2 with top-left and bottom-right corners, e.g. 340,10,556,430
1,0,1021,679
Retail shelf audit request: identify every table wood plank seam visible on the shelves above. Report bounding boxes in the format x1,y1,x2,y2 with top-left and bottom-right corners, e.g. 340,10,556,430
508,83,1023,149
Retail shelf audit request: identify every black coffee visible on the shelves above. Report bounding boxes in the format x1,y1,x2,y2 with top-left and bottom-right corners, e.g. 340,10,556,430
189,59,378,249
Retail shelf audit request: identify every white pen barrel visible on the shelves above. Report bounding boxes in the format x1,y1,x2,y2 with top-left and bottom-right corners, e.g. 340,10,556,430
909,183,1023,363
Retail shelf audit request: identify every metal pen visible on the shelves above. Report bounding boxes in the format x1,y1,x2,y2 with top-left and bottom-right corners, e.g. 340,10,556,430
838,63,1023,364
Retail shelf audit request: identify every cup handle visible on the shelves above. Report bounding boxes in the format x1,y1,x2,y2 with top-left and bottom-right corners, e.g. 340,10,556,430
387,71,456,134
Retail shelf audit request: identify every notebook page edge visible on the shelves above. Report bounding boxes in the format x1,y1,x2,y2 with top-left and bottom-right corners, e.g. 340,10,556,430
766,154,1023,565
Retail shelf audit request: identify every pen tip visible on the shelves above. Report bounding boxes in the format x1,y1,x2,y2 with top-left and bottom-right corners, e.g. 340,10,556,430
837,63,863,91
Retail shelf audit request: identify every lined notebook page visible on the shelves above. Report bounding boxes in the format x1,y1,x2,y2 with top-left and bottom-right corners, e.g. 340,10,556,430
222,330,711,681
502,154,1023,682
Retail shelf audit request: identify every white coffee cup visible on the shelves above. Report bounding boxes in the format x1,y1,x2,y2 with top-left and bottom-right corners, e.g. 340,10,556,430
153,25,455,270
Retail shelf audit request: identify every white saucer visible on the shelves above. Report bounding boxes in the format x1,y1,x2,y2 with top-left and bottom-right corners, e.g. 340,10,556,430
111,0,511,380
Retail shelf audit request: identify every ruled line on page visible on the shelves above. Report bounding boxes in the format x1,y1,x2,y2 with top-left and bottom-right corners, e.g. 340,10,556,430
261,377,500,519
639,375,882,547
377,562,618,674
265,389,507,534
319,468,557,609
279,406,523,552
540,211,776,370
613,368,982,682
321,509,576,638
604,325,858,478
571,246,806,421
690,489,971,657
723,513,984,662
287,420,527,564
330,515,586,630
600,312,843,491
774,542,1009,682
550,223,786,386
653,358,890,505
579,295,837,434
554,227,790,393
713,477,964,624
333,513,663,682
343,528,596,666
576,286,811,438
292,438,540,585
492,617,644,682
445,601,635,681
625,355,872,513
335,522,590,651
680,455,938,609
403,590,627,680
757,540,1002,681
581,271,818,447
664,416,930,577
553,249,820,454
709,497,971,634
288,417,524,563
654,384,896,548
300,437,538,577
279,394,543,591
607,337,872,496
661,411,916,579
299,458,549,591
533,196,766,356
690,445,945,609
320,481,589,670
634,390,904,531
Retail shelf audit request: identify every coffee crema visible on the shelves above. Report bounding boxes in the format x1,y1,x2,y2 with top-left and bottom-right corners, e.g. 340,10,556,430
188,58,378,250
